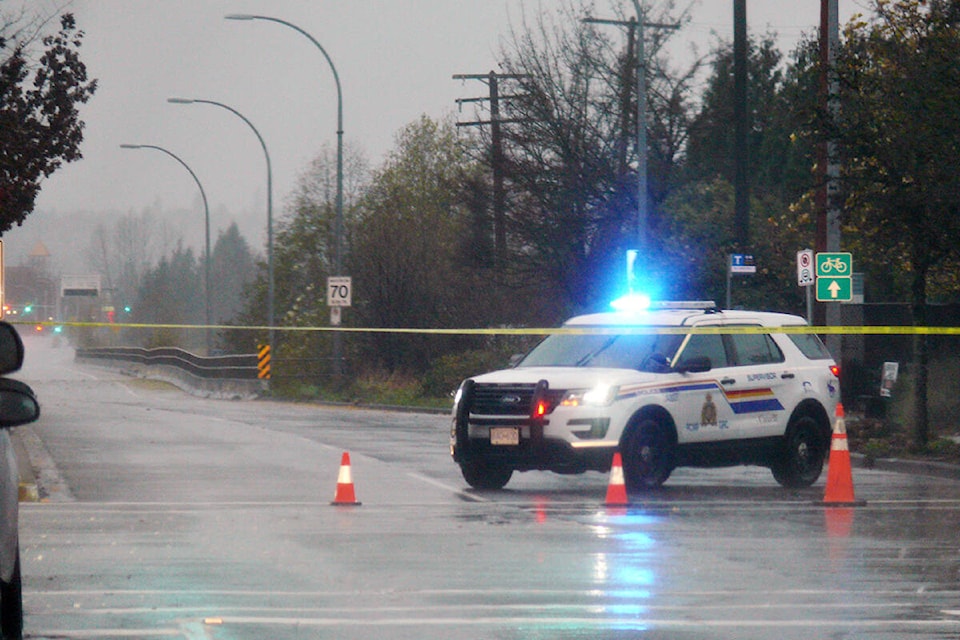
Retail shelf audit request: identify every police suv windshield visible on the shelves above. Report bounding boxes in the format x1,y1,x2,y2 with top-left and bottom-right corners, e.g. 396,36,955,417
518,331,684,371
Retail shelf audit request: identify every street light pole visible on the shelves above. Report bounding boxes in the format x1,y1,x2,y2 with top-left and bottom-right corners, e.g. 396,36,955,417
225,13,345,375
167,97,274,365
119,143,212,353
631,0,648,254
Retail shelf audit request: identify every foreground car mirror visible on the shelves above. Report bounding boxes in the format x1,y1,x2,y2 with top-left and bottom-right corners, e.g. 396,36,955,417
0,379,39,428
0,322,23,375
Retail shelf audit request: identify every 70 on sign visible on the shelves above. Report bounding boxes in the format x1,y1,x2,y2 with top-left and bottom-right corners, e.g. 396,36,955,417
327,276,352,307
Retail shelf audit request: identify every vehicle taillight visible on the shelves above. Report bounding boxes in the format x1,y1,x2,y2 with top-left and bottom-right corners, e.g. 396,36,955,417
830,364,840,378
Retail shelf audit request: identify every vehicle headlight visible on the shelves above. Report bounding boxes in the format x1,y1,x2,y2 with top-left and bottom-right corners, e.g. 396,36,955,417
561,384,619,408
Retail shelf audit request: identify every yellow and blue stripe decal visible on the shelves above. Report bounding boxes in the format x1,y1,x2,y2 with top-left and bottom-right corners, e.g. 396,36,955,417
618,380,784,414
723,388,784,414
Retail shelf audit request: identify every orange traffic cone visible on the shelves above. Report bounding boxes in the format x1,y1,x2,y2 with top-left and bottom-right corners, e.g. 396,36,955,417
822,403,866,507
331,451,361,506
605,452,629,506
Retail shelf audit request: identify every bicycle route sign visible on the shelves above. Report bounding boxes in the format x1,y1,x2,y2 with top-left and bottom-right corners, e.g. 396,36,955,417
815,252,852,302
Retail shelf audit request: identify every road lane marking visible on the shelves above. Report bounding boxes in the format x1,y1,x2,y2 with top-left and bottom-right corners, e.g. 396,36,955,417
406,472,489,502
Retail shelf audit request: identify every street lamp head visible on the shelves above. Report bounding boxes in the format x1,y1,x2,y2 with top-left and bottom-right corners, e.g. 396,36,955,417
119,144,143,149
224,14,256,21
167,97,195,104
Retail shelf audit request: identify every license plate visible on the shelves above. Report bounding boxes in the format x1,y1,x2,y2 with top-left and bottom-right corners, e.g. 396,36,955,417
490,427,520,446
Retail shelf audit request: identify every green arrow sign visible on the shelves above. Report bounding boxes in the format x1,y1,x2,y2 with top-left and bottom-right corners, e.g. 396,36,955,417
816,277,852,302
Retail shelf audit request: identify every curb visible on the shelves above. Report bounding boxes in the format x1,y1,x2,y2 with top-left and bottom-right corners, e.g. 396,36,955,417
12,428,39,502
851,452,960,482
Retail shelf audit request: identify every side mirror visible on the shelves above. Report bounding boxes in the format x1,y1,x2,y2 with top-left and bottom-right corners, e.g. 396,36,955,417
0,379,39,428
0,322,24,375
676,356,712,374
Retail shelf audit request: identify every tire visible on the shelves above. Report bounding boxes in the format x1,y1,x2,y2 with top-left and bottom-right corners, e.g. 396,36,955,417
771,413,828,488
621,416,675,491
460,460,513,490
0,549,22,640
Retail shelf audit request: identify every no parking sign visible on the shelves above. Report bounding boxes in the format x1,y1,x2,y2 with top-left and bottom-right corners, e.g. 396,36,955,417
797,249,814,287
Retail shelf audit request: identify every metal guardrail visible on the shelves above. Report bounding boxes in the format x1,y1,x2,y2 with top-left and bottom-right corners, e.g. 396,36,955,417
75,346,259,379
75,347,262,399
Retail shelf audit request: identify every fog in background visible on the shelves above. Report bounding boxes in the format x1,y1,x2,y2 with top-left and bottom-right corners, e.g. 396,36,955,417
4,0,862,276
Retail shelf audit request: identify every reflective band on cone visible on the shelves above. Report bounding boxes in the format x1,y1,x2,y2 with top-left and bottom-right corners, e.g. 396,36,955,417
331,451,361,506
821,403,866,507
605,452,629,506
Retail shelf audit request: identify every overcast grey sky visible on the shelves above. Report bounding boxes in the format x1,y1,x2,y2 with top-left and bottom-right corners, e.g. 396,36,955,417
13,0,863,264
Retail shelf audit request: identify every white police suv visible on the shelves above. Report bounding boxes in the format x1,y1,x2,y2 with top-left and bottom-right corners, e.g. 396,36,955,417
451,302,840,492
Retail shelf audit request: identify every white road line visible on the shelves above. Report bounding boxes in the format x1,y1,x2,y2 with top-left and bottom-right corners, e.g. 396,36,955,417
25,630,181,638
406,472,489,501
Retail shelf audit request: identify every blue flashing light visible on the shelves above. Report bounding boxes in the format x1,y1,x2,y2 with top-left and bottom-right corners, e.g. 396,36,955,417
610,293,652,312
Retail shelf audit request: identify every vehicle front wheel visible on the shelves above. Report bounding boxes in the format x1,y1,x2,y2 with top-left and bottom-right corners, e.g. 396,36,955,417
621,417,675,492
771,413,828,488
460,460,513,490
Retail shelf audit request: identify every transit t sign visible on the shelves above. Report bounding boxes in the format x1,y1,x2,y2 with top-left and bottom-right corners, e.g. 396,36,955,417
815,252,852,302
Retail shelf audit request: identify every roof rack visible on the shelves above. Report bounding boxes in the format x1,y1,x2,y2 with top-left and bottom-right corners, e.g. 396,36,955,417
650,301,718,310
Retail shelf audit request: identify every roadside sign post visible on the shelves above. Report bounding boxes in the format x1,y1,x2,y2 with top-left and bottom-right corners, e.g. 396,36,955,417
726,253,755,309
327,276,352,326
797,249,814,322
815,252,853,302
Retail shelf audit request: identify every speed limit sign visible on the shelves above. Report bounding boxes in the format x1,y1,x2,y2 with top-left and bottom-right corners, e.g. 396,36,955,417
327,276,352,307
797,250,814,287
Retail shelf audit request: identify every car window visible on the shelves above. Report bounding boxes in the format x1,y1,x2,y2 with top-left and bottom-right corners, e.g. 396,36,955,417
519,332,683,369
673,333,729,369
729,332,784,366
787,333,833,360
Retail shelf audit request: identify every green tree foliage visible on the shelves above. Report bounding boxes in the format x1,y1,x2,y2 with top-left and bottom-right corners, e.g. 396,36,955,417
0,13,97,233
349,115,488,372
686,35,817,204
829,0,960,446
210,222,256,325
659,179,807,312
233,143,369,370
133,244,202,349
833,0,960,308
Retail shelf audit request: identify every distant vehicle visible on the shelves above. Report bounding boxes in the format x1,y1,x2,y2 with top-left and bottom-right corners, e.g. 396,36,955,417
0,322,42,640
451,302,840,492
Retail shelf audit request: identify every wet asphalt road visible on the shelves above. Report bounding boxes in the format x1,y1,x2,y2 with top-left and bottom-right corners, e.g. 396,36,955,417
11,335,960,639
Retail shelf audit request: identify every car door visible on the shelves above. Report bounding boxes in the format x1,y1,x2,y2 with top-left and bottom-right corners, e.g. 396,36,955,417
723,329,791,440
670,324,739,443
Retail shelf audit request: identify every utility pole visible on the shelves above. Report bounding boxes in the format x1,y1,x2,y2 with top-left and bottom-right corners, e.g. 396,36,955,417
734,0,749,247
591,5,678,253
454,71,527,270
816,0,842,362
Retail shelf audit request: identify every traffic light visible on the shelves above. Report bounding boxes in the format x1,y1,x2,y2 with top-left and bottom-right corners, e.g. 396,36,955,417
22,305,31,314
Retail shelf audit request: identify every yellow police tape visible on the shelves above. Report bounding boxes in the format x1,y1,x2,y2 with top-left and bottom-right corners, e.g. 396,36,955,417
13,320,960,336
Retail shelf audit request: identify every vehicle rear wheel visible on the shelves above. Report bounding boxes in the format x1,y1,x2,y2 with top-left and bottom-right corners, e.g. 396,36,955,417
0,549,22,640
460,460,513,490
621,417,675,491
772,413,827,488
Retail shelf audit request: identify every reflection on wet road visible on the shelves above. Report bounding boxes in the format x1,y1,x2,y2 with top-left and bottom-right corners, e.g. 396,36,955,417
15,336,960,639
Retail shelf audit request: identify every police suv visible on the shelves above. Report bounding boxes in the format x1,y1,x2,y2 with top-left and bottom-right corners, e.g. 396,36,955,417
451,302,840,492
